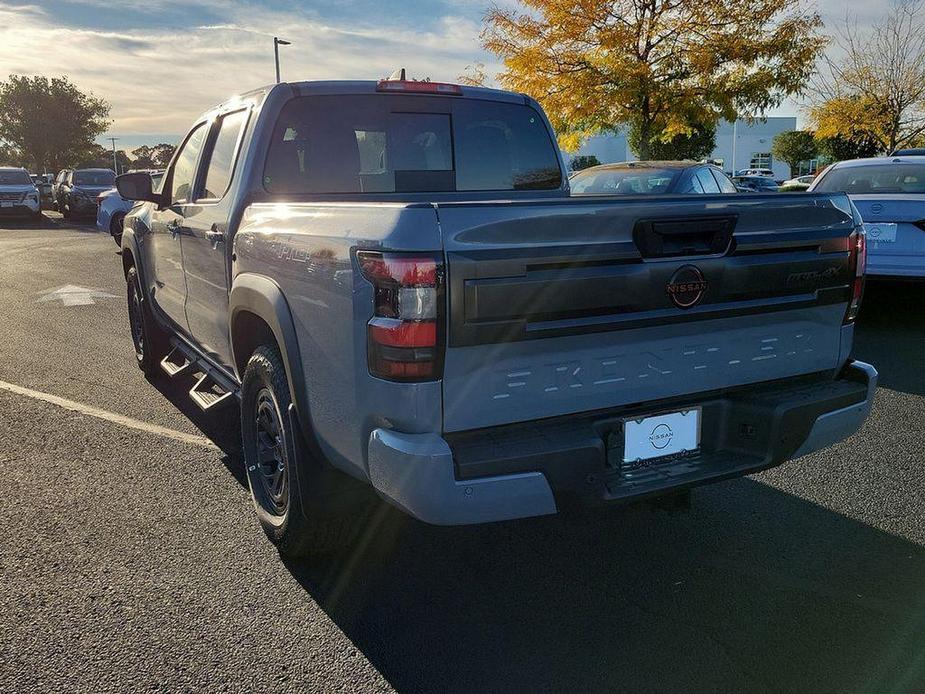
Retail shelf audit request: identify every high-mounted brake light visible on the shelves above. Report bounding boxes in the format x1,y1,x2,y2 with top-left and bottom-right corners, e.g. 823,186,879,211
376,79,463,96
357,251,444,381
845,228,866,324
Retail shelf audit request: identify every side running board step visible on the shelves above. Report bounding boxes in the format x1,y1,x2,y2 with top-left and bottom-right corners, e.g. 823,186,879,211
189,372,235,411
160,339,239,412
160,346,193,377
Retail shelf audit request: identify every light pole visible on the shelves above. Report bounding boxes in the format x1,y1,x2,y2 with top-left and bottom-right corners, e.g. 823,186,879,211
731,120,737,175
274,37,291,83
108,137,119,174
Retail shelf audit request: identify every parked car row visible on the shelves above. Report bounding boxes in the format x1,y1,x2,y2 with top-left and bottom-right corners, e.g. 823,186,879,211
569,161,807,195
0,164,170,232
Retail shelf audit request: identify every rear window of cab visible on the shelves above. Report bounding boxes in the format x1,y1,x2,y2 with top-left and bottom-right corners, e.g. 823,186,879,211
263,95,562,194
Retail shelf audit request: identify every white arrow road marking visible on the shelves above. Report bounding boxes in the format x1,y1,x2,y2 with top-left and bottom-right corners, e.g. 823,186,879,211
36,285,118,306
0,380,218,450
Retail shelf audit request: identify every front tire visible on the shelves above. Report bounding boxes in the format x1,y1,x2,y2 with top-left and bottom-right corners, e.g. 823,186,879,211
241,344,367,557
126,265,166,374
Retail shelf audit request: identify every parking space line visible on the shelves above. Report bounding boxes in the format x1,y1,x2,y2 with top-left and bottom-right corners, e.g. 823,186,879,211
0,379,219,450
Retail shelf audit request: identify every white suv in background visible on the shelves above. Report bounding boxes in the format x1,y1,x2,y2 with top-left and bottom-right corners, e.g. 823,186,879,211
0,167,42,220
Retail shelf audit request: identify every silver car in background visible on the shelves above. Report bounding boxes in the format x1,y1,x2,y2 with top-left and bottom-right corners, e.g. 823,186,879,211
809,156,925,278
97,170,164,245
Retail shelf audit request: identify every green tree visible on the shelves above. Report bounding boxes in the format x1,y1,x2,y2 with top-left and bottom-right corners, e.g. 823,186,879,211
0,75,110,171
0,141,20,166
480,0,825,157
151,143,176,168
131,145,156,169
129,143,175,170
80,144,129,172
816,134,881,163
629,119,716,161
771,130,818,175
569,155,600,171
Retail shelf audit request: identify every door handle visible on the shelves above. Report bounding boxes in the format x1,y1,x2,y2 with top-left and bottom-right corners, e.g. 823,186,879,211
205,225,224,247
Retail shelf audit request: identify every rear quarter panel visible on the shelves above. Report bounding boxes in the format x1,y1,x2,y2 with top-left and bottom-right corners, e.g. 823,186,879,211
232,202,443,480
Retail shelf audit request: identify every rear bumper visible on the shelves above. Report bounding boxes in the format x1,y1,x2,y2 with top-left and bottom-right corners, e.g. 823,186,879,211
367,361,877,525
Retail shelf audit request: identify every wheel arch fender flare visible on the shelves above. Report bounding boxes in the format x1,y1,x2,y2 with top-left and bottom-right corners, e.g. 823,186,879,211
229,273,311,430
120,225,143,281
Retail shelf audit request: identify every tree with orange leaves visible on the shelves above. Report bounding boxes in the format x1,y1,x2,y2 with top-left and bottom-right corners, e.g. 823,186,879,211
478,0,825,157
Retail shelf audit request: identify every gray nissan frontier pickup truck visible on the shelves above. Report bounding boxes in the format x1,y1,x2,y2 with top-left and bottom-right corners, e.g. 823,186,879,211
115,77,876,556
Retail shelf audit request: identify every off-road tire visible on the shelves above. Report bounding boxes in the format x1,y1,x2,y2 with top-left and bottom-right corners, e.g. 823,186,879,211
240,344,367,557
125,265,166,374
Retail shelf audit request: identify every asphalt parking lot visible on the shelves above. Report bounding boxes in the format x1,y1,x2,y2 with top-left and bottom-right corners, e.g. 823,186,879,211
1,214,923,693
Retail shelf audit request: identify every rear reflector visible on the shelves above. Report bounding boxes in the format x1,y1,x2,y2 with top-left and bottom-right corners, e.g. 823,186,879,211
376,79,463,96
357,251,444,382
369,318,436,348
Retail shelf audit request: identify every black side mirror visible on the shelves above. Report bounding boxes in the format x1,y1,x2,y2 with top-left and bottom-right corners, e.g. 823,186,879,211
116,172,161,204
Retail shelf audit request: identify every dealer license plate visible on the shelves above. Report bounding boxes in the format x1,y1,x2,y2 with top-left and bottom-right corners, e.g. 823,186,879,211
623,409,701,464
864,223,896,243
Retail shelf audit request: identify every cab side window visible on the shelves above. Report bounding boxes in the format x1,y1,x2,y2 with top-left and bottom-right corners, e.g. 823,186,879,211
170,123,208,205
679,171,704,194
695,168,721,194
200,110,247,200
711,169,738,194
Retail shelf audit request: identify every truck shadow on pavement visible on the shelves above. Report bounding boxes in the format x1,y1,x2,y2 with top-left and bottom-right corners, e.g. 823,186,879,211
854,280,925,396
144,372,247,488
284,481,925,694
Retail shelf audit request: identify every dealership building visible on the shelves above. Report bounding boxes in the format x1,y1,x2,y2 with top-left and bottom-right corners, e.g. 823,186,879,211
569,117,799,180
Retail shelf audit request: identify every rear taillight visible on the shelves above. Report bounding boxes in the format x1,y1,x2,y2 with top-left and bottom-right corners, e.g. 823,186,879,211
845,228,866,323
357,251,444,381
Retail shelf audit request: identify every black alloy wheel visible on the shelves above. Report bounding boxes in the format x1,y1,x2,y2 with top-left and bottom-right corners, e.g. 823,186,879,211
253,387,289,517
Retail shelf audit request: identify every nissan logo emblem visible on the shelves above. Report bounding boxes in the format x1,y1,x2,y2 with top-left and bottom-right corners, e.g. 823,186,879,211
667,265,708,309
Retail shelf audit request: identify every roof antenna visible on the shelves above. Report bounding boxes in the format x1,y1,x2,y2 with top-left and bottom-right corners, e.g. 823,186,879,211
387,68,406,81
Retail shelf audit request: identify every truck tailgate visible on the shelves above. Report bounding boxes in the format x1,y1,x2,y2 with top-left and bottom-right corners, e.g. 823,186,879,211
437,194,858,432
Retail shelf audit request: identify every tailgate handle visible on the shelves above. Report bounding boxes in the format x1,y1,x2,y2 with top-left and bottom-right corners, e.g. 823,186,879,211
633,215,737,259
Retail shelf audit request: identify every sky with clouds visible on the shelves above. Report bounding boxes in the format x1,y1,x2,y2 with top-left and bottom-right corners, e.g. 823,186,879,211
0,0,897,148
